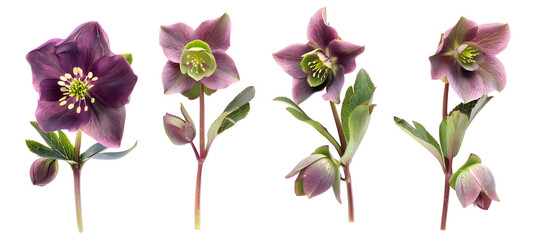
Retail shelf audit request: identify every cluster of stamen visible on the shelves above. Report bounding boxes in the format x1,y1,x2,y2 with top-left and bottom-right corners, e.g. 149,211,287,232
57,67,97,114
459,46,479,64
308,59,330,81
185,55,207,74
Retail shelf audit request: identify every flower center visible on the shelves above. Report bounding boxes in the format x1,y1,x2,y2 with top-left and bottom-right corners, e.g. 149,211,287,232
459,46,479,64
301,50,332,87
57,67,97,114
180,40,217,81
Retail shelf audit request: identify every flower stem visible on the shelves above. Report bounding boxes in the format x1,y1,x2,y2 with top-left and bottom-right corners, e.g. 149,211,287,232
72,129,84,233
194,83,206,230
329,101,353,222
440,83,451,231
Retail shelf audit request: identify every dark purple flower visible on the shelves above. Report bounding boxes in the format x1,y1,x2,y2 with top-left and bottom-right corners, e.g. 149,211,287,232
30,158,59,186
27,22,138,148
273,8,364,104
159,13,239,97
429,17,510,102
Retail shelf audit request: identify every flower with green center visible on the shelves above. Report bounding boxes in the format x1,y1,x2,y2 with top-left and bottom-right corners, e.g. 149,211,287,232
273,7,364,104
429,17,510,102
26,22,138,148
160,13,239,99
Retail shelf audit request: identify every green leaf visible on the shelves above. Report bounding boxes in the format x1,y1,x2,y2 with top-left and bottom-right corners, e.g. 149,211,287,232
206,87,255,150
274,96,342,155
340,104,374,165
439,111,469,161
394,117,445,170
30,121,74,160
80,143,107,162
26,140,66,160
449,153,482,189
120,53,133,65
90,141,138,161
341,69,375,141
450,95,492,125
181,82,217,100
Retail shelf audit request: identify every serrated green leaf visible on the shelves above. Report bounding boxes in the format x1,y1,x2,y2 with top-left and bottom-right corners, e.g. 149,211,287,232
449,153,482,189
341,69,375,140
450,95,492,125
90,141,137,161
394,116,445,171
30,121,74,160
80,143,107,162
119,53,133,65
206,87,255,151
439,111,469,161
26,140,66,160
274,96,342,155
340,104,374,165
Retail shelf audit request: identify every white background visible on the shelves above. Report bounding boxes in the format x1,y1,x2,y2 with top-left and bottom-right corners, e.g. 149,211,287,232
1,0,534,239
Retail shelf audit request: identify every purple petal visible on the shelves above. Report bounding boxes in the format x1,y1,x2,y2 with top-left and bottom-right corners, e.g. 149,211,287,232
322,65,345,103
478,55,507,92
328,40,364,74
26,38,64,92
160,22,196,63
195,13,231,51
38,79,65,101
302,158,336,198
36,99,91,132
473,23,510,55
469,164,500,202
291,77,324,104
474,192,493,210
429,54,455,79
445,17,478,50
89,55,138,108
455,170,481,208
285,154,326,178
163,113,195,145
200,50,239,90
30,158,58,187
447,63,491,102
273,43,314,79
55,42,90,74
80,100,126,148
307,8,339,50
58,22,112,64
162,61,197,94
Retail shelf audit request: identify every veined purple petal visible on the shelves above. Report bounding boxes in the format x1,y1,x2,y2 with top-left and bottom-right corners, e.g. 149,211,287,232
196,13,231,51
446,17,478,50
162,61,197,94
39,79,65,101
80,100,126,148
291,77,324,104
160,23,196,63
328,40,364,74
447,64,491,102
302,158,336,198
90,55,138,108
473,23,510,55
478,55,506,92
455,170,481,208
36,99,90,133
58,22,112,65
285,154,326,178
200,50,239,90
429,54,455,79
26,38,64,92
55,42,90,74
469,164,500,202
273,43,314,79
322,65,345,103
307,8,339,50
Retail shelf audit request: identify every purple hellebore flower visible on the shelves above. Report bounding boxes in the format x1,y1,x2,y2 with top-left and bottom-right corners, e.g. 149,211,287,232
159,13,239,96
273,7,364,104
163,104,196,145
26,22,137,148
429,17,510,102
30,158,59,186
454,156,500,210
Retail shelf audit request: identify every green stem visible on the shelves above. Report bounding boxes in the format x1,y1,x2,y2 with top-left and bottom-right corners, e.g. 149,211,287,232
72,129,83,233
330,101,347,153
195,83,206,230
440,83,451,231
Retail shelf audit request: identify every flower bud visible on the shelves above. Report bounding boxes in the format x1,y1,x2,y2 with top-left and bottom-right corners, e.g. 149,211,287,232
30,158,59,186
163,104,196,145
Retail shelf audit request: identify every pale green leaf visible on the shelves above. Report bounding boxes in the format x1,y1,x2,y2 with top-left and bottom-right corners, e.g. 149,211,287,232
340,104,374,165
